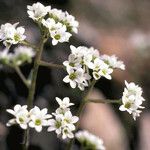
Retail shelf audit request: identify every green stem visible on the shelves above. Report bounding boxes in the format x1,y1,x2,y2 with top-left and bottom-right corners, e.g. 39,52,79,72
66,79,96,150
38,60,65,69
27,36,47,109
15,66,30,88
21,40,37,49
23,33,47,150
22,128,29,150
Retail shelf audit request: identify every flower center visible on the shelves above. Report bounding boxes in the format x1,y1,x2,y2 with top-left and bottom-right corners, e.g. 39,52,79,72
69,63,75,67
94,72,100,79
64,129,68,134
102,69,107,75
35,119,41,126
54,34,61,40
19,117,24,123
69,73,77,80
55,121,62,128
64,118,70,123
14,34,20,41
125,102,131,109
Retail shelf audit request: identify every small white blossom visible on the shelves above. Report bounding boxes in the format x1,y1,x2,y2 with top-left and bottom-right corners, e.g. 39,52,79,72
98,62,113,80
48,97,78,139
101,54,125,70
0,48,12,65
75,130,105,150
63,68,90,89
48,111,78,139
63,111,79,130
6,105,29,129
62,12,79,33
49,9,79,34
27,2,50,21
50,23,71,45
119,81,145,120
42,18,56,30
13,46,35,65
63,54,82,70
90,58,113,80
49,9,65,22
48,114,64,135
0,23,26,47
0,46,35,67
55,97,74,109
62,127,74,139
29,106,52,132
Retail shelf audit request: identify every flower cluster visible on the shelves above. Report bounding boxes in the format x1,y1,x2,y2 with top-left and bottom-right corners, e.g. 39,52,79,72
75,130,105,150
6,105,52,132
0,23,26,48
47,97,79,139
63,45,125,90
101,54,125,70
119,81,145,120
27,2,79,45
0,46,35,67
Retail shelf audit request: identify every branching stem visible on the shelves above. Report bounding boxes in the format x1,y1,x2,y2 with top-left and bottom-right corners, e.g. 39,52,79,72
15,66,30,88
39,60,65,69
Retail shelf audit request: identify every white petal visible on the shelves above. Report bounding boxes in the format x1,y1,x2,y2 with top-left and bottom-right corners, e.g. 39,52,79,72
6,109,15,116
119,105,126,111
35,126,42,132
52,39,58,45
70,81,76,88
56,97,62,105
29,121,35,128
63,76,70,83
47,126,56,132
20,124,27,129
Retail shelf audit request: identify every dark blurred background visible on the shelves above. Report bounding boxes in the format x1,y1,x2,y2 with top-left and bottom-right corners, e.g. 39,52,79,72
0,0,150,150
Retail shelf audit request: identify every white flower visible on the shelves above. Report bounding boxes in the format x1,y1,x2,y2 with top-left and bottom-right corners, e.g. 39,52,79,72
42,18,56,30
119,81,145,120
88,58,103,71
75,130,105,150
0,23,16,41
90,58,113,80
6,105,29,129
47,114,64,135
48,112,78,139
63,54,82,70
0,23,26,47
55,97,74,109
48,97,79,139
63,111,78,130
29,106,52,132
49,9,79,34
101,55,125,70
98,62,113,80
77,73,91,91
13,26,26,44
50,23,71,45
49,8,65,21
13,46,35,65
62,127,74,139
0,48,12,65
63,68,88,89
70,45,89,59
63,12,79,33
27,2,50,21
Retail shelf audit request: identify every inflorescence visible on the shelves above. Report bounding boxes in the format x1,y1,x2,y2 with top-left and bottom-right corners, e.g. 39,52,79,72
63,45,125,91
0,2,146,149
